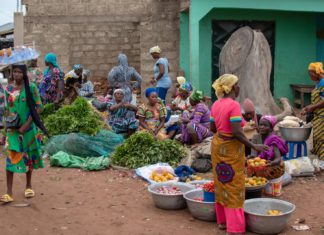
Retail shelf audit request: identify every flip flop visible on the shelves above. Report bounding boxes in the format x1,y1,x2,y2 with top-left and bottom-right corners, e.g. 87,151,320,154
24,188,35,198
0,194,14,203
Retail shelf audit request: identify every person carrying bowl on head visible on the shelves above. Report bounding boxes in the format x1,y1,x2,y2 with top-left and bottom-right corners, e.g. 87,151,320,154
301,62,324,160
1,64,47,203
149,46,171,103
137,87,168,140
210,74,268,235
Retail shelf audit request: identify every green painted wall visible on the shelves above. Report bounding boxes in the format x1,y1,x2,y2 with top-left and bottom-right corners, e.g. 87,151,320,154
180,12,190,80
185,8,317,101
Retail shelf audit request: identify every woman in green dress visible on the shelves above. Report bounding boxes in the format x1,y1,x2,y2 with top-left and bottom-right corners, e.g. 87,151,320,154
1,64,46,203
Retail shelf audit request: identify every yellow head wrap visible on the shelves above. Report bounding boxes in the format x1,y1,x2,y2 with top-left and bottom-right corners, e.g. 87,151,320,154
212,74,239,98
308,62,324,76
176,76,186,85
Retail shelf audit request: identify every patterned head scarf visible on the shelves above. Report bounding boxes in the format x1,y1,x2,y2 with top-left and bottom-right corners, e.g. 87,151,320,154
212,74,238,98
308,62,324,76
177,76,186,86
243,98,255,113
149,46,161,54
179,82,193,93
73,64,83,71
114,88,125,95
190,89,204,102
145,87,157,98
260,115,277,128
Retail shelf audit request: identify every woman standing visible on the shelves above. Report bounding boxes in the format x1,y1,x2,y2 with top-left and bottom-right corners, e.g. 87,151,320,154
137,88,168,140
27,58,43,86
149,46,171,102
108,53,142,104
1,64,46,203
180,89,212,144
302,62,324,160
210,74,268,234
39,53,64,104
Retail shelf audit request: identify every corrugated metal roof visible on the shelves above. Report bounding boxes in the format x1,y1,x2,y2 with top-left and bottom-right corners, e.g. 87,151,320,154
0,23,14,35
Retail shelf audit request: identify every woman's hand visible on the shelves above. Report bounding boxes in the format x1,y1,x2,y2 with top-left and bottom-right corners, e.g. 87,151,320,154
301,105,314,116
252,144,269,153
181,117,190,123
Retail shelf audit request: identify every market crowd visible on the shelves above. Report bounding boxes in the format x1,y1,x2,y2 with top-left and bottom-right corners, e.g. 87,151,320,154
0,45,323,235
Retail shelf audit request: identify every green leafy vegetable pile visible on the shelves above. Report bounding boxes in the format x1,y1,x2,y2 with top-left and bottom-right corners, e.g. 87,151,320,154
111,132,186,168
42,97,104,136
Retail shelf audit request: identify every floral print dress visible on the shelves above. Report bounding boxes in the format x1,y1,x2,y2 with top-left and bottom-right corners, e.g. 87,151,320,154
39,67,63,104
5,83,43,173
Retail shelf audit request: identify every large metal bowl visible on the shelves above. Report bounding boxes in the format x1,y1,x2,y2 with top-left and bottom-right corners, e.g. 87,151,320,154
183,189,216,221
279,126,312,142
148,182,195,210
244,198,296,234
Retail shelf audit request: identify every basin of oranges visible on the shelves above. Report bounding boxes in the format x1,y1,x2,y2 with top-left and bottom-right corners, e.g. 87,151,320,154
247,157,267,167
150,170,175,183
267,210,282,216
247,157,268,177
245,176,268,188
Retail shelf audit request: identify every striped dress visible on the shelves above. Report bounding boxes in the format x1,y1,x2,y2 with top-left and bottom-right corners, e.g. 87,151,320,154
312,78,324,160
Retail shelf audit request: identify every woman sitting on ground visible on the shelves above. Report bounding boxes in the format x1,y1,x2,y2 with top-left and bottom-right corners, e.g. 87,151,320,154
137,88,168,140
180,89,213,145
250,115,288,180
78,69,94,98
107,89,138,136
171,81,193,114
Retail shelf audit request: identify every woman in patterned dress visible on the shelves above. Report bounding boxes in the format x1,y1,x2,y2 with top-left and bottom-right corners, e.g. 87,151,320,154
210,74,268,234
107,89,138,136
302,62,324,160
1,64,45,203
39,53,64,104
137,88,168,140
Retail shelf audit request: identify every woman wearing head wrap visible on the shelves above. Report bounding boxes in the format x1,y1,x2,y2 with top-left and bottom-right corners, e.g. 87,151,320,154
39,53,64,104
171,82,193,113
137,88,168,140
27,58,43,86
301,62,324,160
242,98,262,126
180,89,213,144
149,46,172,102
210,74,268,234
78,69,94,98
249,115,287,184
1,64,47,203
108,53,142,103
107,89,138,136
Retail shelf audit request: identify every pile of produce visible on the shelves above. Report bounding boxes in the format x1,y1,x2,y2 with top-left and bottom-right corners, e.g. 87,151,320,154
150,170,175,183
202,182,215,193
179,175,202,183
155,186,182,195
278,116,303,128
245,176,268,187
267,210,282,216
111,132,186,168
247,157,267,167
41,97,104,136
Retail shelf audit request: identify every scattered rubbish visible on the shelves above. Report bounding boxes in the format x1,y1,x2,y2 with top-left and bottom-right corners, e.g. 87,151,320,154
291,224,310,231
11,203,30,208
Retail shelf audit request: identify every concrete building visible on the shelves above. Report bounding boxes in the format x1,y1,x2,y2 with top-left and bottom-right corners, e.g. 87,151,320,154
22,0,180,94
180,0,324,102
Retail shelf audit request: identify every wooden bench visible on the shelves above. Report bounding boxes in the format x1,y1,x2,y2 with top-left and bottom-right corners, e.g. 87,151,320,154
290,84,315,108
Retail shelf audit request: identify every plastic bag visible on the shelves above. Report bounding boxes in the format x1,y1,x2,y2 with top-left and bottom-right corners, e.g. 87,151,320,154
135,163,177,184
50,151,109,171
44,130,124,157
285,157,315,176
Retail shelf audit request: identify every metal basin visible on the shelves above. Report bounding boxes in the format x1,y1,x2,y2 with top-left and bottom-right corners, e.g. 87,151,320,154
279,126,312,142
183,189,216,221
244,198,296,234
148,182,194,210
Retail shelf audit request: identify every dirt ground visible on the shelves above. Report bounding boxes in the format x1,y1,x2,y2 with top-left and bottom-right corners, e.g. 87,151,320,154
0,156,322,235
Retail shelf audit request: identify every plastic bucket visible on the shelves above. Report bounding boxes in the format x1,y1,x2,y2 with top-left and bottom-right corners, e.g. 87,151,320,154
203,191,215,202
265,176,283,196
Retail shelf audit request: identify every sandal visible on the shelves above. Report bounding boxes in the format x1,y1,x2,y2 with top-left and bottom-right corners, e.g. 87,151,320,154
24,188,35,198
218,224,227,230
0,194,14,203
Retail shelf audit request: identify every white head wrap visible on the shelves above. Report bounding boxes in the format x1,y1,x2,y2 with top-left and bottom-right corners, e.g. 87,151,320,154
149,46,161,54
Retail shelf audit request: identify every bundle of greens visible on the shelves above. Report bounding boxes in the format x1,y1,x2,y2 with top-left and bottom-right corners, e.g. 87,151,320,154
111,132,186,168
42,97,104,136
